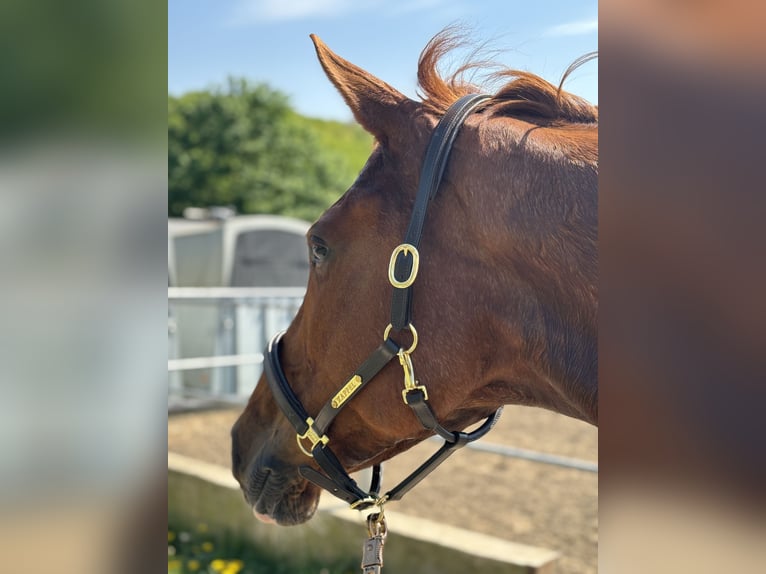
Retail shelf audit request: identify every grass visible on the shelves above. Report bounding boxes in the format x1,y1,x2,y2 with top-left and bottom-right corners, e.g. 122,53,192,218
168,521,358,574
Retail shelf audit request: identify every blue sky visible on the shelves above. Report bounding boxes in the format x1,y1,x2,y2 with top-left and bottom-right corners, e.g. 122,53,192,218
169,0,597,121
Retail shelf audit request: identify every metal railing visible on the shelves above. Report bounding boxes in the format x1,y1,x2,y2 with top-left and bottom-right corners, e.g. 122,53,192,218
168,287,304,402
439,438,597,473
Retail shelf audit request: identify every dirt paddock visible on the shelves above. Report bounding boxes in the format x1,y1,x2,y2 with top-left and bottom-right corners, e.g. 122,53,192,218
169,404,597,574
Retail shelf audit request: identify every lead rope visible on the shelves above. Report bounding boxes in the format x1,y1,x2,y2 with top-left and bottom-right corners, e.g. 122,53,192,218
360,507,387,574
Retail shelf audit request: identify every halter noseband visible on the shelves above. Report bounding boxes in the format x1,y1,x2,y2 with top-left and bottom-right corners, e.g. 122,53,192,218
263,94,503,511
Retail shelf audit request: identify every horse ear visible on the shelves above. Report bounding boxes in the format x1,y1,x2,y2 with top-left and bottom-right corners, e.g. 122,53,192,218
310,34,410,145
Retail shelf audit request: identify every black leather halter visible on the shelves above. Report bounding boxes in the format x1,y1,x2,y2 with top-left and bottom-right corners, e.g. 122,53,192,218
263,94,503,511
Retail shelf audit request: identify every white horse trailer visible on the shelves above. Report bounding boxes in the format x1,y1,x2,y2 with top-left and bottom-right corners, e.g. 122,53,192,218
168,215,309,408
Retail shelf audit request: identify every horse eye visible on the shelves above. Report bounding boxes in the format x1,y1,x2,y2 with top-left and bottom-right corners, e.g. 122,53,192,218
310,242,329,264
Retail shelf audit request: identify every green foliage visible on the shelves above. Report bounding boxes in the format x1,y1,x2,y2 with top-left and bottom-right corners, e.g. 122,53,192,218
298,114,373,175
1,0,166,141
168,78,372,222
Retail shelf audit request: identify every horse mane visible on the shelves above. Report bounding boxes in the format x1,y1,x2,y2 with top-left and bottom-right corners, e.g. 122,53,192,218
417,29,598,124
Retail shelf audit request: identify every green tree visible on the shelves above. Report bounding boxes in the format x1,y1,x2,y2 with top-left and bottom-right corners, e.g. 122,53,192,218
168,78,368,221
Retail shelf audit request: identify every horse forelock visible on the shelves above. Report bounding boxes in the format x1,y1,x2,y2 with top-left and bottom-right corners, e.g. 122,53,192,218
417,27,598,125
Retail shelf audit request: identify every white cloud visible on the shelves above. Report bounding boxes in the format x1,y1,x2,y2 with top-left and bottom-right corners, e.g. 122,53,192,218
230,0,369,24
228,0,449,25
544,18,598,37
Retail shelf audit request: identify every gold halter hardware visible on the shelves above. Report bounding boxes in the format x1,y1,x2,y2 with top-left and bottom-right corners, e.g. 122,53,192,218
388,243,420,289
382,323,418,355
382,323,428,404
398,350,428,403
349,493,389,512
296,417,329,457
366,505,388,537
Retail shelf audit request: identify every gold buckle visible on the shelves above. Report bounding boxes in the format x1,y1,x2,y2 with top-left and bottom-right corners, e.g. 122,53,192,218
296,417,329,457
388,244,420,288
402,387,429,404
398,350,429,404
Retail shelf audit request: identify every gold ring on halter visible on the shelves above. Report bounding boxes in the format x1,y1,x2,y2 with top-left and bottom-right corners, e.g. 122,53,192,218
383,323,418,355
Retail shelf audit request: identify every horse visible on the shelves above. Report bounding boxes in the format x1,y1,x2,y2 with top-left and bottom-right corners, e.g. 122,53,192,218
231,30,598,526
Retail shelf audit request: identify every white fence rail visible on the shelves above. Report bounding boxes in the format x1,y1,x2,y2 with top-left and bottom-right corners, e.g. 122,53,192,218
168,287,304,403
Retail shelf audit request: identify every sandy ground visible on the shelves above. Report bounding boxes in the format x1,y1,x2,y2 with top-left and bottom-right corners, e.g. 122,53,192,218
169,404,597,574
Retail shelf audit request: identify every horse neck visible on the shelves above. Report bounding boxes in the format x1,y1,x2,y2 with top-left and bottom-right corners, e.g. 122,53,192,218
523,168,596,423
454,123,598,424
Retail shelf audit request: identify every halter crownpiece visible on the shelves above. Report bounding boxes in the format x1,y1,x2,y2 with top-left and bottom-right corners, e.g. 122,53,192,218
263,93,503,511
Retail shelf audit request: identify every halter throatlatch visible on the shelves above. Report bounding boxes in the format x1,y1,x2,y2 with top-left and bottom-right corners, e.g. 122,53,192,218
263,94,503,511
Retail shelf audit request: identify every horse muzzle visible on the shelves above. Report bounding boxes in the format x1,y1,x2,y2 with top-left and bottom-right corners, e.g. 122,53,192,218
231,409,321,526
242,457,321,526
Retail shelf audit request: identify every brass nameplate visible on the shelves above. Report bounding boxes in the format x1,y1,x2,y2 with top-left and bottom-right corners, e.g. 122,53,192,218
331,375,362,409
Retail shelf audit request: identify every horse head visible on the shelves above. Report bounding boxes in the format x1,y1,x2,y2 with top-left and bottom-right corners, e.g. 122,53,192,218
231,32,598,525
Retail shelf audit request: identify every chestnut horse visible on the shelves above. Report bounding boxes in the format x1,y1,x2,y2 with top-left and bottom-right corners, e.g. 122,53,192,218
232,31,597,526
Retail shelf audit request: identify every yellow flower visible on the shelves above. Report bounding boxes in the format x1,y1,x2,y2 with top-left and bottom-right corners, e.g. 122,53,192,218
168,531,176,542
223,561,244,574
201,541,214,552
167,558,181,572
210,559,227,572
187,559,200,571
196,522,209,533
